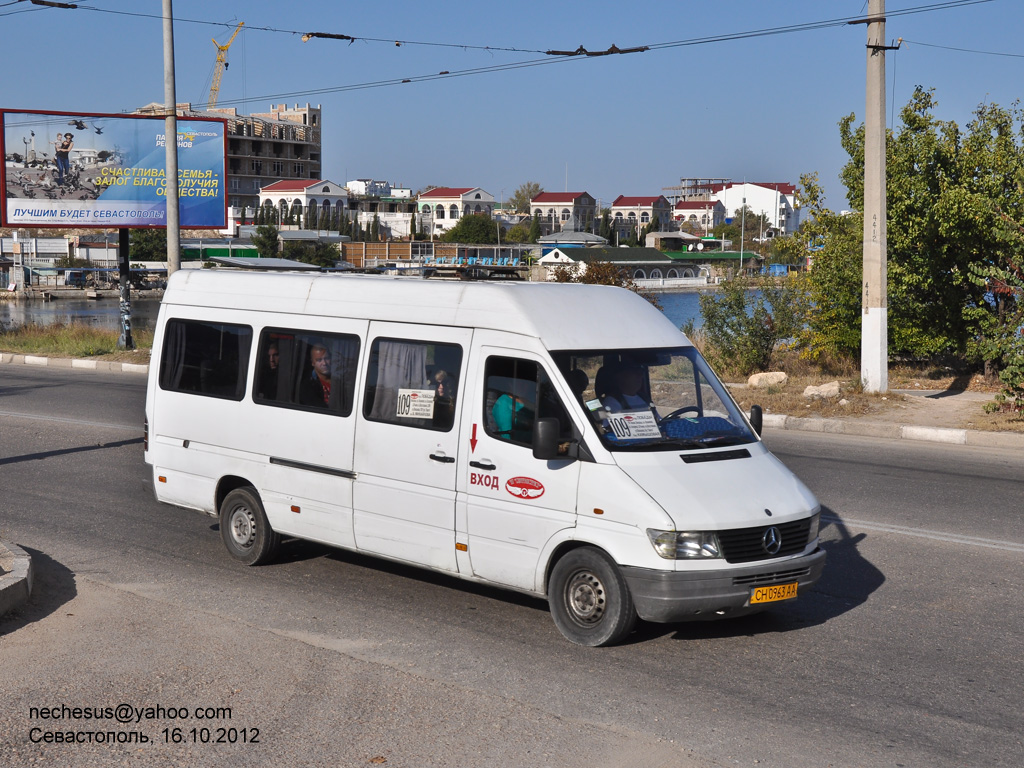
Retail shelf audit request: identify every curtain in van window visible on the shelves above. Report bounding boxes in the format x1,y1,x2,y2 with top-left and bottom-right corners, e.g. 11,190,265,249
159,320,187,391
368,341,428,420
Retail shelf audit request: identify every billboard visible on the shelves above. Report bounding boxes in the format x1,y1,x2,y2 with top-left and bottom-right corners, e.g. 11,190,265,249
0,109,227,229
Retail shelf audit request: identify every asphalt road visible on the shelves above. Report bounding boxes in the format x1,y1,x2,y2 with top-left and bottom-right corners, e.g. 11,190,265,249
1,365,1022,768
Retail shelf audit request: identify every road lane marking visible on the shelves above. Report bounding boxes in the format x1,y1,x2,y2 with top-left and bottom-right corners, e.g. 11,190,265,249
0,409,140,433
823,514,1024,553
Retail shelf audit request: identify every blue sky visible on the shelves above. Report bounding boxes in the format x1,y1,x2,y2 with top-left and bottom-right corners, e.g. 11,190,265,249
2,0,1020,213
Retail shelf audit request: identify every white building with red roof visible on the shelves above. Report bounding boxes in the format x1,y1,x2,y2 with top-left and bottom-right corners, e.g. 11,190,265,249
258,179,348,226
416,187,495,234
709,182,800,235
530,191,598,234
609,195,673,242
674,199,726,234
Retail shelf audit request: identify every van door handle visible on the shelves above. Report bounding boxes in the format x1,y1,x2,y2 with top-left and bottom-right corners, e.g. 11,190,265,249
429,453,456,463
469,460,496,471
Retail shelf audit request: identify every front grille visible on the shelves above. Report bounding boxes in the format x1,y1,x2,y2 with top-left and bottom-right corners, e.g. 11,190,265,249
733,566,812,586
718,518,812,564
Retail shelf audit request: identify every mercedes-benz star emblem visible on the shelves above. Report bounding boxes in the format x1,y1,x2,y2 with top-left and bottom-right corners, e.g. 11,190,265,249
762,526,782,555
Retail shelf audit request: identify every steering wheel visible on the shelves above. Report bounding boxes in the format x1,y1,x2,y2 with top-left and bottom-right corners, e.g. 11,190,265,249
660,406,699,422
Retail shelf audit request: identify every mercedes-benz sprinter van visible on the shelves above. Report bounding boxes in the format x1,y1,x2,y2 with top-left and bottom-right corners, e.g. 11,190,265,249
145,270,825,646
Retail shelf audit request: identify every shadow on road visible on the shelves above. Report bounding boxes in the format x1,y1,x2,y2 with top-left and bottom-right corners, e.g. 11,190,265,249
0,547,77,636
627,506,886,644
0,436,143,466
204,505,884,647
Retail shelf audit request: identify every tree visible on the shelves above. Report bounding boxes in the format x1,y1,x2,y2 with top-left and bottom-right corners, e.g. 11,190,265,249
283,239,338,268
318,207,329,231
371,213,380,242
528,212,541,243
967,214,1024,410
504,223,530,243
441,213,500,244
508,181,543,214
598,209,611,240
249,225,279,259
129,229,168,262
834,87,1024,364
697,273,810,376
792,172,864,361
409,210,418,240
551,260,661,309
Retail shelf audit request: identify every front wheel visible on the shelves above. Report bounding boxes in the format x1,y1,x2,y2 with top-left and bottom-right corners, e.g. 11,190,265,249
548,547,637,647
220,487,280,566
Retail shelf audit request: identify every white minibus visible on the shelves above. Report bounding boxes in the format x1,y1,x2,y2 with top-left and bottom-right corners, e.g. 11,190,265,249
144,270,825,646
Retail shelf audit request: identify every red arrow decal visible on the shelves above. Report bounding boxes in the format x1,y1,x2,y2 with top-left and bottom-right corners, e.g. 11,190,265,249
470,423,478,453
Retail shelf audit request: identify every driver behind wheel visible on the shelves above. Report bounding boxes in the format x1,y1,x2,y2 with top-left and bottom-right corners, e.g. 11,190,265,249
601,361,658,417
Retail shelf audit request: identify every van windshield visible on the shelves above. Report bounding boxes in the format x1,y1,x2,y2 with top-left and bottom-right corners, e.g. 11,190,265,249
551,346,756,452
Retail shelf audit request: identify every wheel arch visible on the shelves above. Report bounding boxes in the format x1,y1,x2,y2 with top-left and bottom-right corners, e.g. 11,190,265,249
542,540,610,597
215,475,257,513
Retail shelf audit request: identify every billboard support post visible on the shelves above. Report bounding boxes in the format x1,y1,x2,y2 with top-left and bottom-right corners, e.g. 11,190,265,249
163,0,181,274
117,227,134,350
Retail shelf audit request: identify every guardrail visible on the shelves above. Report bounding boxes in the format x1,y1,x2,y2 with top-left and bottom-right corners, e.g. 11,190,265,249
633,276,710,289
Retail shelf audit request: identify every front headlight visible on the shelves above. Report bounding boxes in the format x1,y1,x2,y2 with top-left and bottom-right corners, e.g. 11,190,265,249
808,510,821,541
646,529,722,560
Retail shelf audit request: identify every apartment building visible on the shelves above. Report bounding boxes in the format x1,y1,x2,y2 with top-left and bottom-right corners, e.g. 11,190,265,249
530,192,598,235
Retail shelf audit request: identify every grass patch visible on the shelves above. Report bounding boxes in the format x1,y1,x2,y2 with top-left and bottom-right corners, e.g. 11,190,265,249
721,348,1024,433
0,321,152,360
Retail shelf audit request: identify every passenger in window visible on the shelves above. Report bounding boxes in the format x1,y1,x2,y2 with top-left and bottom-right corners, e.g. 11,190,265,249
432,370,456,426
565,368,589,404
433,369,454,400
301,343,333,408
492,380,535,443
258,341,280,400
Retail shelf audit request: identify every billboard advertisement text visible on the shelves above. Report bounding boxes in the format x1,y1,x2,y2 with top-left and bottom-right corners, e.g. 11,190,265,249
1,110,227,229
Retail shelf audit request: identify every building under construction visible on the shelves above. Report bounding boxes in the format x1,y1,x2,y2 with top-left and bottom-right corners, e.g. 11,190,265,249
661,178,731,206
134,101,322,219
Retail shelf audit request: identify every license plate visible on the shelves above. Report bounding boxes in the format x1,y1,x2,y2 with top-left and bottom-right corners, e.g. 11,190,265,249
750,582,798,605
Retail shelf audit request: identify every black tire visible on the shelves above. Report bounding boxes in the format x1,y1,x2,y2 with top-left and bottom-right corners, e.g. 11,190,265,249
219,487,280,566
548,547,637,647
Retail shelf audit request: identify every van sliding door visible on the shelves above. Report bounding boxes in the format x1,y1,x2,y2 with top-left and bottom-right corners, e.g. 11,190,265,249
352,323,472,572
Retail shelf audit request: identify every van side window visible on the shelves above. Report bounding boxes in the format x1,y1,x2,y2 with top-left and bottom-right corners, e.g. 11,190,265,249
362,338,462,431
484,356,573,447
253,328,360,416
158,319,252,400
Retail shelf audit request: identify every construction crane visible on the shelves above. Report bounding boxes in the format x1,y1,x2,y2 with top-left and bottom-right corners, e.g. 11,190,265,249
207,21,244,111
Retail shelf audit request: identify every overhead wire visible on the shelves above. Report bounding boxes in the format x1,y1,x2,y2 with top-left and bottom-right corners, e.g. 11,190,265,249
901,38,1024,58
0,0,1005,108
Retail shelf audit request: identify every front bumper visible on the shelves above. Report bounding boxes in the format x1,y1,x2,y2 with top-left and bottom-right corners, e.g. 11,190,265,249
621,547,826,623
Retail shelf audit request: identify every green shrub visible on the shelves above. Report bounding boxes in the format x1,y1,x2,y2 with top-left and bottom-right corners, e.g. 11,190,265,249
697,275,809,377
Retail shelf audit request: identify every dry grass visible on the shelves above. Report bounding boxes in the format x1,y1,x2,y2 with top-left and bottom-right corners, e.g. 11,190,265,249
0,322,153,360
721,349,1024,433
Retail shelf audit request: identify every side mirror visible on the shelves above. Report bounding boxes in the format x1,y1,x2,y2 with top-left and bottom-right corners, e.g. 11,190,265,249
533,417,572,461
749,404,763,437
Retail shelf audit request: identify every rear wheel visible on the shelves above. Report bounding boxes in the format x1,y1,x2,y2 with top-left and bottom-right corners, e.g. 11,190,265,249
548,547,637,647
220,487,280,566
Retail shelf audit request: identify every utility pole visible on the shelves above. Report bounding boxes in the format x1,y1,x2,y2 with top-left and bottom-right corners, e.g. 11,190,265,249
163,0,181,274
861,0,890,393
739,190,746,276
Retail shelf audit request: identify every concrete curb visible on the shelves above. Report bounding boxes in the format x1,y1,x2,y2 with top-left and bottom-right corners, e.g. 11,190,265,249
0,540,34,620
0,351,148,375
762,413,1024,449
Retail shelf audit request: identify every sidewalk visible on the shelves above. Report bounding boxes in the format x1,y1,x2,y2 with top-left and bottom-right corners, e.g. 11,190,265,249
760,387,1024,449
0,351,148,375
0,539,33,620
